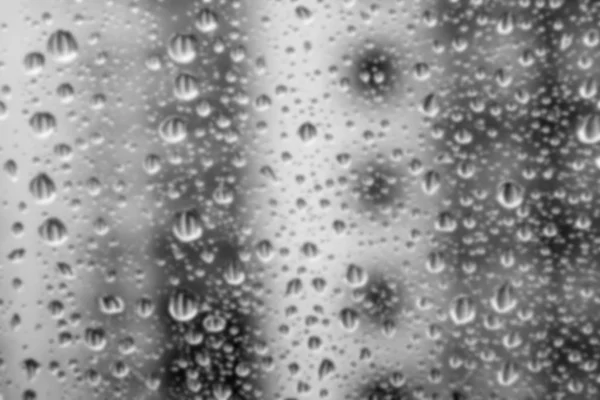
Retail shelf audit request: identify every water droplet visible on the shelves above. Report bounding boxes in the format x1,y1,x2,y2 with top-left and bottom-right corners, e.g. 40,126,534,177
29,173,56,204
143,154,162,175
285,278,303,296
298,122,317,143
318,358,335,380
295,6,313,22
413,62,430,81
54,143,73,161
203,314,226,332
497,11,515,35
300,242,319,258
23,52,45,75
159,115,188,144
579,77,598,99
426,251,446,274
29,112,57,138
4,159,18,181
435,211,457,232
38,217,68,246
135,297,155,318
422,170,441,195
223,261,245,285
491,281,517,314
255,239,274,262
172,208,202,242
184,326,204,345
583,29,599,48
449,295,476,325
212,183,235,206
168,289,199,322
56,261,75,280
47,300,65,319
47,29,79,63
496,180,525,209
84,327,107,351
420,93,440,117
22,358,40,381
339,307,360,332
345,264,368,288
167,33,198,64
497,361,520,386
576,112,600,144
174,73,200,102
98,295,125,315
57,83,75,103
195,8,219,33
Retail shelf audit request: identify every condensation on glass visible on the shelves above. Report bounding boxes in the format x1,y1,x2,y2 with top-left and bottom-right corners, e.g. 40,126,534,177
0,0,599,400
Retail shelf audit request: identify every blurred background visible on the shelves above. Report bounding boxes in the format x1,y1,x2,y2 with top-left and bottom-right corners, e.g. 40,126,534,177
2,0,600,399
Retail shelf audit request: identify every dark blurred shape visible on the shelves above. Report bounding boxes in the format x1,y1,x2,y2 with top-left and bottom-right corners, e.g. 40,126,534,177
156,239,263,399
352,272,403,325
351,44,400,101
451,390,467,400
352,163,400,208
358,376,414,400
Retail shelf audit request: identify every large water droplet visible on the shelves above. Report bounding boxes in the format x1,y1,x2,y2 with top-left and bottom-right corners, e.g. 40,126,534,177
339,307,360,332
172,208,202,242
168,289,199,322
497,11,515,35
84,327,107,351
345,263,368,288
298,122,317,143
38,217,68,246
496,180,524,209
174,73,200,102
576,113,600,144
159,115,188,144
449,295,476,325
497,361,520,386
318,358,335,380
29,173,56,204
98,295,125,315
167,33,198,64
29,112,57,138
47,29,79,63
23,52,45,75
491,281,517,314
195,8,219,33
135,297,155,319
255,239,274,262
420,93,440,117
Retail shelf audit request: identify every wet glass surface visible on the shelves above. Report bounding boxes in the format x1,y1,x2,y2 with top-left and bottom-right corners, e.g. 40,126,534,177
1,0,600,399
